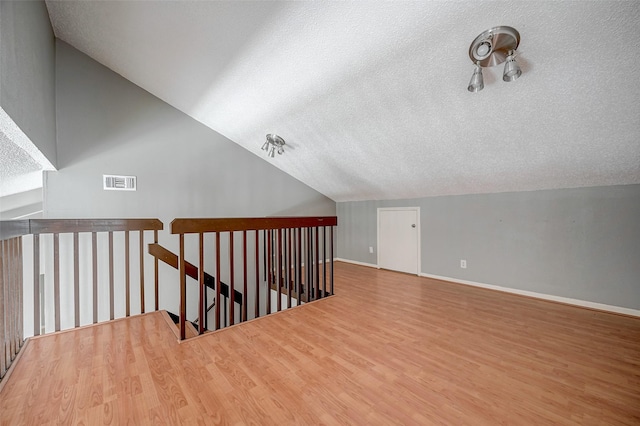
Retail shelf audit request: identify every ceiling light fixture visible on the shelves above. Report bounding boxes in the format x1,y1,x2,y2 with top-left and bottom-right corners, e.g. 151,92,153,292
261,134,285,158
468,26,522,92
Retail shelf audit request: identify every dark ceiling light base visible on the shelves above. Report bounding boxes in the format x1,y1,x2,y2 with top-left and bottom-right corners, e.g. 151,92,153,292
261,134,286,157
468,26,522,92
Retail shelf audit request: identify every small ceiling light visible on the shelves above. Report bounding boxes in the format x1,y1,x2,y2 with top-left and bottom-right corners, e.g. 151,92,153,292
468,63,484,93
467,26,522,92
262,134,285,157
502,51,522,82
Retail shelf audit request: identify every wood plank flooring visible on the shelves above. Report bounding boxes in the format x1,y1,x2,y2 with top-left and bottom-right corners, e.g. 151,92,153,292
1,261,639,424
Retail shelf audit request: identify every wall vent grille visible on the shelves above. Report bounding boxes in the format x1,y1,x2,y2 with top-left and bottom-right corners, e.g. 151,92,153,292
103,175,137,191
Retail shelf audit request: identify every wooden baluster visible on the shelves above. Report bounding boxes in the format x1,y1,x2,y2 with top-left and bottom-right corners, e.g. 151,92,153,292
276,229,282,312
255,230,260,319
8,240,15,362
229,231,235,326
53,233,60,331
215,232,221,330
3,239,10,373
108,231,114,320
198,233,205,334
179,234,186,340
139,230,145,314
266,230,271,315
92,232,98,324
204,235,208,331
125,230,130,317
330,226,334,295
242,230,247,322
8,240,15,361
306,228,311,302
16,237,23,350
33,234,40,335
73,232,80,327
287,228,292,309
154,229,159,311
296,228,301,302
315,226,320,300
13,238,22,353
262,231,267,279
0,240,5,378
322,226,327,298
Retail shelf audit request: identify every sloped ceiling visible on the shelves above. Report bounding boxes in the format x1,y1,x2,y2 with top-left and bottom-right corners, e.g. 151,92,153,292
0,108,55,197
45,1,640,202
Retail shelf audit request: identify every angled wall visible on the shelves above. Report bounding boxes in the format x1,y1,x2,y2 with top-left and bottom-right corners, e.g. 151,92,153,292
337,184,640,311
0,0,57,166
47,40,335,223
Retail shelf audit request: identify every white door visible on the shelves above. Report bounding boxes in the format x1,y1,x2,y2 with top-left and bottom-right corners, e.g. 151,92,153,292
377,208,420,274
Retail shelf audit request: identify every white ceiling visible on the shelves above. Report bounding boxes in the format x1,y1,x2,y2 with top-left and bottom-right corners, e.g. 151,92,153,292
0,107,55,197
45,1,640,202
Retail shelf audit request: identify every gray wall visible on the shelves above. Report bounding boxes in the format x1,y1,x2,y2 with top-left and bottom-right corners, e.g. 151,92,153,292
0,0,57,166
46,40,335,224
337,185,640,310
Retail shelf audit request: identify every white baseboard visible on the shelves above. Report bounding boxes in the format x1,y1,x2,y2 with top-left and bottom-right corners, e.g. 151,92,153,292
333,258,640,317
419,272,640,317
334,257,378,269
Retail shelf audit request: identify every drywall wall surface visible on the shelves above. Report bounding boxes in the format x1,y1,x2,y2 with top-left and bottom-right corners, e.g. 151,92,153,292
0,1,57,166
337,184,640,310
47,40,335,223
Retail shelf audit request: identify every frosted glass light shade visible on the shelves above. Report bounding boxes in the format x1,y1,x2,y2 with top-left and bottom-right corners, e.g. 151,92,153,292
503,54,522,82
468,64,484,92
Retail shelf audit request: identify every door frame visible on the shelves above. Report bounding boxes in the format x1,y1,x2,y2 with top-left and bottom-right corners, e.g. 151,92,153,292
376,207,421,275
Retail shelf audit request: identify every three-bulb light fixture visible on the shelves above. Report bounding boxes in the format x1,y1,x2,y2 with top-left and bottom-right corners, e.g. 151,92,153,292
261,134,285,157
468,26,522,92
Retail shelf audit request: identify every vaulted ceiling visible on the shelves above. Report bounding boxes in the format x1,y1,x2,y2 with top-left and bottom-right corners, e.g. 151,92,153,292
45,1,640,202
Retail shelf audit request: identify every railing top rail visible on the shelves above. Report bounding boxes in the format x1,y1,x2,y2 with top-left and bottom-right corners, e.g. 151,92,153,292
0,220,30,241
29,218,164,234
0,218,163,236
171,216,337,234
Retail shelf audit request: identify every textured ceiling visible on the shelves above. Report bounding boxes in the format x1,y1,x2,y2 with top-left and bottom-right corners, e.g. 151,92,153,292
0,107,55,197
45,1,640,202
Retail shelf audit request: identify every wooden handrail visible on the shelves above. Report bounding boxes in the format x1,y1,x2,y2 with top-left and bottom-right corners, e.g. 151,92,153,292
0,220,30,241
171,216,337,234
1,219,162,239
29,218,163,234
148,243,243,304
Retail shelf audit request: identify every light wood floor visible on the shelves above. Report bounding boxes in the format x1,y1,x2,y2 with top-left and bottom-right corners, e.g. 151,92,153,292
1,262,639,425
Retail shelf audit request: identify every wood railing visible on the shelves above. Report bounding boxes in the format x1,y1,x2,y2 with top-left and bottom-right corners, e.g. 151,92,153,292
0,221,29,383
0,219,163,344
171,216,337,340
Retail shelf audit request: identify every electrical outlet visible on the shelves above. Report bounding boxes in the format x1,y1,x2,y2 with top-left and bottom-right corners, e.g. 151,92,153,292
369,246,374,254
460,259,467,269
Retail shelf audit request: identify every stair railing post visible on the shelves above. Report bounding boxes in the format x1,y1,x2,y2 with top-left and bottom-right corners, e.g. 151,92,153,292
198,233,205,334
215,232,221,330
330,226,334,295
179,233,186,340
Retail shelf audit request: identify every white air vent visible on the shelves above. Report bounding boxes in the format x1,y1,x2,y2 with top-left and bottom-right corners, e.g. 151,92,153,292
103,175,137,191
